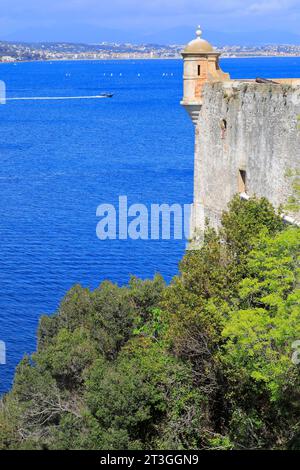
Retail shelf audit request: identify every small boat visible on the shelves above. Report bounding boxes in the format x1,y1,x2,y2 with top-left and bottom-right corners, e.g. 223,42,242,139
101,93,114,98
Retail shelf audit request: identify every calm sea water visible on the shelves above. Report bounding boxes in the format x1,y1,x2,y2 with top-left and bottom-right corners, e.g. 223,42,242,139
0,57,299,394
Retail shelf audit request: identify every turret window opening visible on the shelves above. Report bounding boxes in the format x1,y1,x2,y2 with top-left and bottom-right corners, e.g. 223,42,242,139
198,65,201,76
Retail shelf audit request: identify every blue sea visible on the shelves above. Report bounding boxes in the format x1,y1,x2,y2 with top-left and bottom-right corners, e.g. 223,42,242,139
0,57,300,394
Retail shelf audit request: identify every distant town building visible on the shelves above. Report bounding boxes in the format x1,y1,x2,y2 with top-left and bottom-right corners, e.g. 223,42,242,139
1,56,15,62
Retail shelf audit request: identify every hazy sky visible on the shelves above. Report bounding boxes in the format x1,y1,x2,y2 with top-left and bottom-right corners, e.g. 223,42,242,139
0,0,299,43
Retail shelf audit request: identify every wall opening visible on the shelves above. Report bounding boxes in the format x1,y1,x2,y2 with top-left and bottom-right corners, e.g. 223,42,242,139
198,65,201,76
238,169,247,194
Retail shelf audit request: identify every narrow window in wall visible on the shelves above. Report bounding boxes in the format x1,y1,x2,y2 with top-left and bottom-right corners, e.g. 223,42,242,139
220,119,227,139
198,65,201,76
238,170,247,194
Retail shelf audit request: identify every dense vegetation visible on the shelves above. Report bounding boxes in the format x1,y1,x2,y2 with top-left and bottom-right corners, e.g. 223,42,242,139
0,196,299,450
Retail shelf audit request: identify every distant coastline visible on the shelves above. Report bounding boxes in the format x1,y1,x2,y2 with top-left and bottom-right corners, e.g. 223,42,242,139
1,40,300,63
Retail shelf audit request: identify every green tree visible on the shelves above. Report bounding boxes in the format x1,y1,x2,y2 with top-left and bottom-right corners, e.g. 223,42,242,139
0,196,298,451
85,339,205,450
221,227,300,448
221,195,284,263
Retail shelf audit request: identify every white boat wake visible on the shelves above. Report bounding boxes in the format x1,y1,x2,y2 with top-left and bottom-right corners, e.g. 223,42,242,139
6,95,108,101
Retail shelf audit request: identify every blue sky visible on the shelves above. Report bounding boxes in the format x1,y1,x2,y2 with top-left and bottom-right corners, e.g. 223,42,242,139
0,0,300,44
